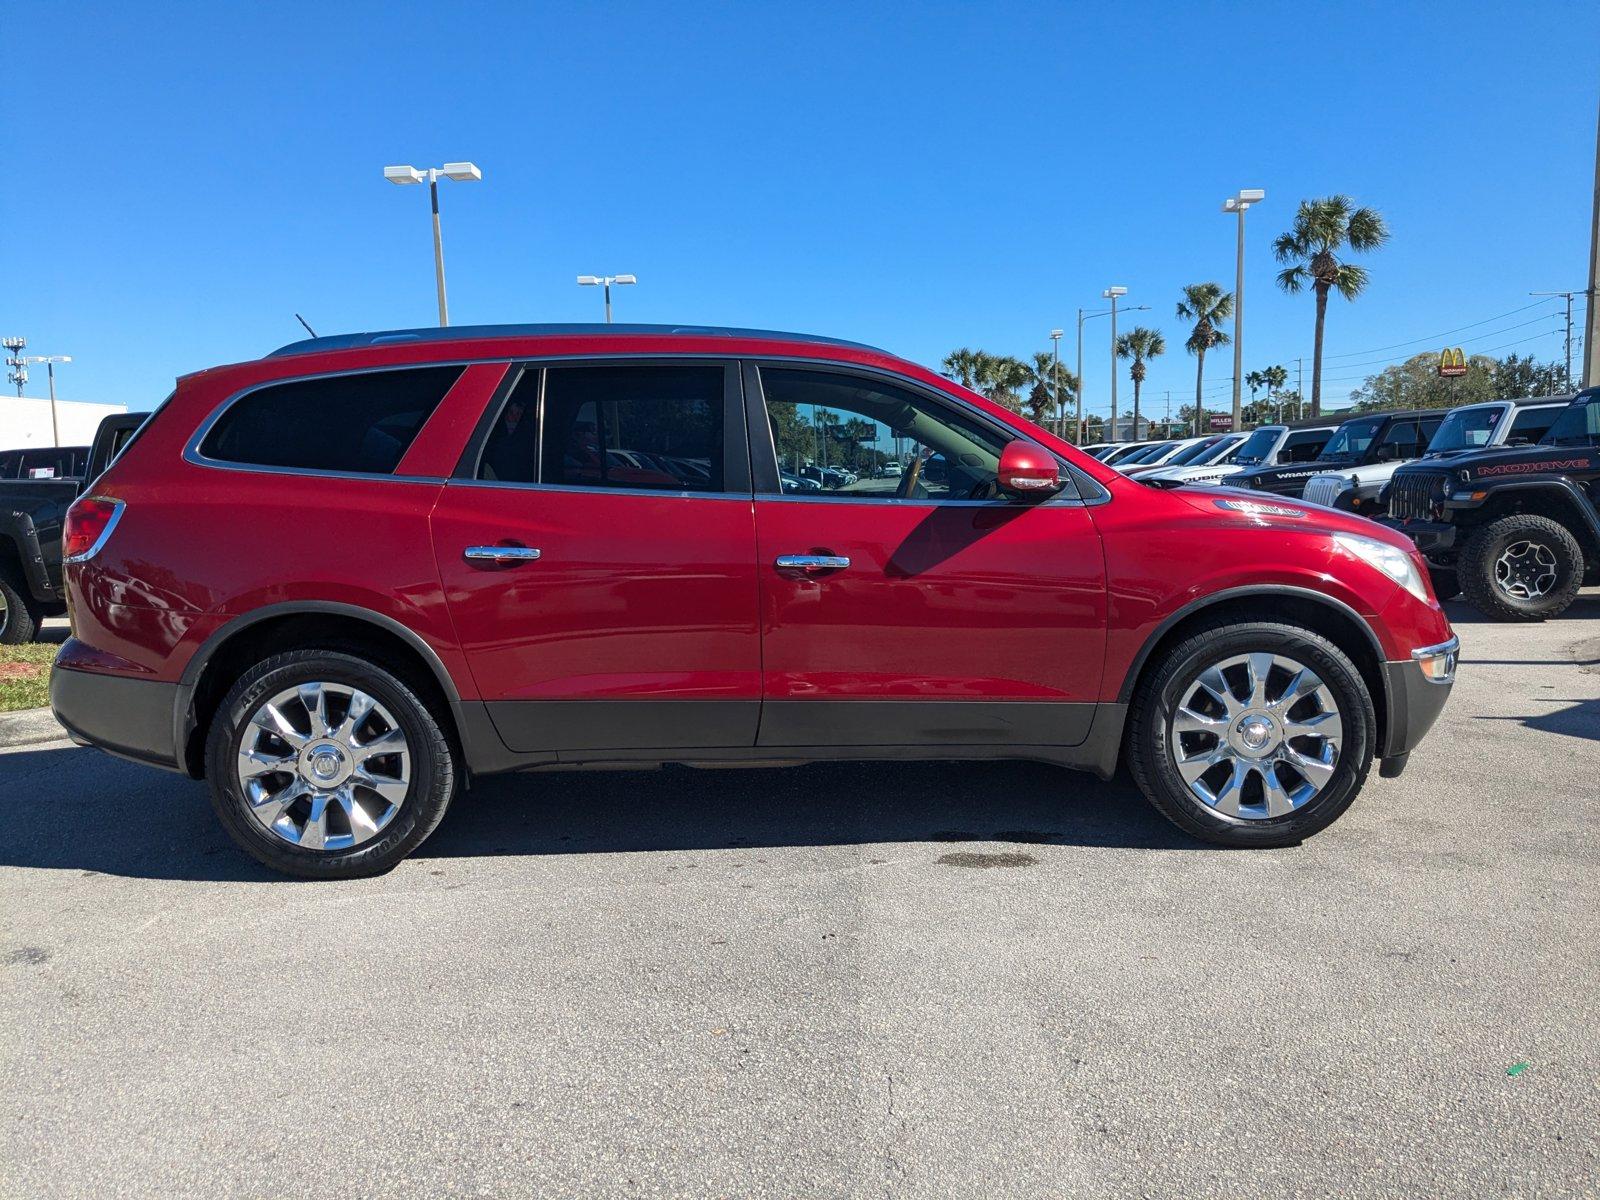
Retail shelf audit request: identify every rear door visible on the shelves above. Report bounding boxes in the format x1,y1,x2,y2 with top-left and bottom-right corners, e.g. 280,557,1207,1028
430,360,762,756
746,362,1107,752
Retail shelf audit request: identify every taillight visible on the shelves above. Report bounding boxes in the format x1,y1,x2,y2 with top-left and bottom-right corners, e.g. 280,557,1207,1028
62,496,124,563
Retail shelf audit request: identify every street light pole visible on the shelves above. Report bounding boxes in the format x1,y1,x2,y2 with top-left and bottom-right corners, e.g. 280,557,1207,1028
577,275,638,323
1049,328,1064,438
1585,90,1600,387
1222,189,1265,433
384,162,482,326
1103,287,1127,437
27,356,72,447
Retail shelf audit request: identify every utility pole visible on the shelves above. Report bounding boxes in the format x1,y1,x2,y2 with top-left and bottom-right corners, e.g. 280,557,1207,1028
1164,390,1171,437
1585,90,1600,387
3,337,26,398
1532,290,1580,387
1295,357,1304,419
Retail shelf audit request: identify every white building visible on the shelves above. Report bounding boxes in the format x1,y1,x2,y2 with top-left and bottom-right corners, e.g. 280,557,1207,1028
0,395,129,448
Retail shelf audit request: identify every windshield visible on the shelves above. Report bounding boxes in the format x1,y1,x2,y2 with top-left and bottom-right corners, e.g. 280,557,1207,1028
1541,395,1600,447
1319,417,1385,462
1429,406,1502,452
1163,438,1217,467
1123,441,1177,464
1232,427,1281,465
1193,434,1244,465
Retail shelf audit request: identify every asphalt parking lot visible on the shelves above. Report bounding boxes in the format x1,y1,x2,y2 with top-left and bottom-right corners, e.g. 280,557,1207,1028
3,598,1597,1198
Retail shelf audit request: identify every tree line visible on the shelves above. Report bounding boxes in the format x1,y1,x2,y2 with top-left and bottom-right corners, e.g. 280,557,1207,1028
944,194,1407,439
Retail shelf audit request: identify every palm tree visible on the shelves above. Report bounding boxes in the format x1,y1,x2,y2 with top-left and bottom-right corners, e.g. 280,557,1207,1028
1175,283,1233,434
975,354,1030,414
1114,327,1166,438
1245,369,1266,409
1273,195,1390,416
1024,352,1080,431
1262,363,1289,421
941,348,984,389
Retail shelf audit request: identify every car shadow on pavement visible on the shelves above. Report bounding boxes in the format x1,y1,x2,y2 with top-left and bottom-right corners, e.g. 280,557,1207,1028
1477,697,1600,744
1441,592,1600,625
416,759,1208,863
0,747,1206,881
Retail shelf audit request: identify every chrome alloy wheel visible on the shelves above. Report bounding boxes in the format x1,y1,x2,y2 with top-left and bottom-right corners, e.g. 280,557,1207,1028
236,682,410,851
1167,652,1342,820
1494,540,1558,600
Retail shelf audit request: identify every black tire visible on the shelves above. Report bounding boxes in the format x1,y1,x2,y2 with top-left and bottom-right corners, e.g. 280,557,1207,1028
0,568,40,645
1458,514,1584,622
1127,619,1376,849
1427,564,1460,601
205,649,457,879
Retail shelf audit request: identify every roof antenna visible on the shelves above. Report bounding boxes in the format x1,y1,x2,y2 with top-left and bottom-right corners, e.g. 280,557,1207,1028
294,313,318,338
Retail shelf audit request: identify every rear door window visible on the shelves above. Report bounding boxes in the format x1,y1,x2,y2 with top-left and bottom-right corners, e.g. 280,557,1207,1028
200,366,463,474
476,363,729,493
1281,430,1332,462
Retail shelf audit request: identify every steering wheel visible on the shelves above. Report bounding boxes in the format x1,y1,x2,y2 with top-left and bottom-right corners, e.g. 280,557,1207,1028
896,453,924,499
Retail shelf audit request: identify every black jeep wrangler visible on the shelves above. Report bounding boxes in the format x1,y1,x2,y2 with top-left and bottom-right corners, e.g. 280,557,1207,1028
1381,387,1600,620
1230,408,1443,499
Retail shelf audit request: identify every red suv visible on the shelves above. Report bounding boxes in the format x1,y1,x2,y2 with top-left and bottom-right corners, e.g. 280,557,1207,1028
50,325,1458,878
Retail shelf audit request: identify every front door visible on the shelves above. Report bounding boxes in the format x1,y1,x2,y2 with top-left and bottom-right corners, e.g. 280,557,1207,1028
430,360,761,755
746,363,1108,751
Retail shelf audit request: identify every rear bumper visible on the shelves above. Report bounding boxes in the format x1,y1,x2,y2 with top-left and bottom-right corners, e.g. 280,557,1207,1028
50,665,181,772
1380,636,1458,766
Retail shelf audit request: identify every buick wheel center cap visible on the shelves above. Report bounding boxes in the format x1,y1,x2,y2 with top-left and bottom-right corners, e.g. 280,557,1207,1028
303,742,349,786
1240,717,1272,749
1230,712,1279,758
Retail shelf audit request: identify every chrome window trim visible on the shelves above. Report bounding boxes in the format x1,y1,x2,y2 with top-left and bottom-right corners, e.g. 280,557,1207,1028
444,478,753,502
182,359,479,483
180,350,1115,508
743,356,1111,509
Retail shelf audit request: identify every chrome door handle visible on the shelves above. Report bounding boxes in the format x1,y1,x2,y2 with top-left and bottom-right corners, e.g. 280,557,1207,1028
463,545,542,565
775,554,850,574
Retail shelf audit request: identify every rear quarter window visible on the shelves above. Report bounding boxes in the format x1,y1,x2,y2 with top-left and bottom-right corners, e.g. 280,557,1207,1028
199,366,463,474
1509,406,1561,442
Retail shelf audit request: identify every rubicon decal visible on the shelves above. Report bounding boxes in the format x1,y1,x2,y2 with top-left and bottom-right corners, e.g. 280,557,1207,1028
1471,457,1594,477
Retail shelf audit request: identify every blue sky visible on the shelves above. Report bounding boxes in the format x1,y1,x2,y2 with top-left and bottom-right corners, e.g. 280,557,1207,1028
4,1,1597,420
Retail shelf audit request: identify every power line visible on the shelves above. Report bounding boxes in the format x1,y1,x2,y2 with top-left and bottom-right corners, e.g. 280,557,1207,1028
1319,297,1558,361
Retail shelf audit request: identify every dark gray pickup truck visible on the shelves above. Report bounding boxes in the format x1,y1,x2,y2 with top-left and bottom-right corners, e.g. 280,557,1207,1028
1,413,146,643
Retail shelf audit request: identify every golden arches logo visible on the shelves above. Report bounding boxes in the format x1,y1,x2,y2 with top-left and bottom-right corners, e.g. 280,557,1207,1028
1438,347,1467,377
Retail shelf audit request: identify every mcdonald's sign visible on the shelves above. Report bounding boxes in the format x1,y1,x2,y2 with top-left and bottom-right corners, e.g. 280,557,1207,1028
1437,347,1468,378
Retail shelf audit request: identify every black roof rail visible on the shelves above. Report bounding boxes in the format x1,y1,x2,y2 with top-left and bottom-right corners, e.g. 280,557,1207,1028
267,323,893,359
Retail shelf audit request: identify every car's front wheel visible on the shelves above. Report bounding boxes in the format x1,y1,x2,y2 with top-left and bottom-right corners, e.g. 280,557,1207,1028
205,649,457,879
1127,620,1376,848
1458,514,1584,621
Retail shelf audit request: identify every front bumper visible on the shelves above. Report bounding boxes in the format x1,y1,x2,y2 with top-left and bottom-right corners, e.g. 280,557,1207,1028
1378,636,1458,774
50,665,181,772
1376,517,1458,557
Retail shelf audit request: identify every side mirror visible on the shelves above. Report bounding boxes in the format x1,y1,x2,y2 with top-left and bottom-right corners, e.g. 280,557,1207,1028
996,439,1063,500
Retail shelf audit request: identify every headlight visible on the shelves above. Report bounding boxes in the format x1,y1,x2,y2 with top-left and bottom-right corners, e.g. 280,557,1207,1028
1334,533,1430,602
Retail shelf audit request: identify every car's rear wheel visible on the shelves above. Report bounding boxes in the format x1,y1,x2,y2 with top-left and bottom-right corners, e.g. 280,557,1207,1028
0,569,40,645
205,649,456,879
1459,514,1584,621
1127,620,1376,848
